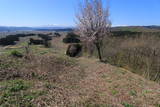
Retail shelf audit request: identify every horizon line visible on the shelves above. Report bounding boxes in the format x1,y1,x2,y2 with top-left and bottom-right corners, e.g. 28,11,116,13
0,25,160,28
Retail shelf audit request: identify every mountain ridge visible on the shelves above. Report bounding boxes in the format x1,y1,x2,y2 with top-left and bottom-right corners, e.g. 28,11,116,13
0,25,160,32
0,26,74,32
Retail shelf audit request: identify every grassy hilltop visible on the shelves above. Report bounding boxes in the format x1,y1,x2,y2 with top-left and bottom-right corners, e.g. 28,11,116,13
0,30,160,107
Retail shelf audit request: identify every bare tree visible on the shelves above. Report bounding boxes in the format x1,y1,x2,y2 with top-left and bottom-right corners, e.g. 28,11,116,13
76,0,111,61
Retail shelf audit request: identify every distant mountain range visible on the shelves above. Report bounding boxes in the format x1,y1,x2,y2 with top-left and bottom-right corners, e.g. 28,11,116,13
0,26,74,32
0,25,160,32
143,25,160,30
112,25,160,32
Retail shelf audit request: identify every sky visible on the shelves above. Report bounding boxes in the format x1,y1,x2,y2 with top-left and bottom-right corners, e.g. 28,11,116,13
0,0,159,27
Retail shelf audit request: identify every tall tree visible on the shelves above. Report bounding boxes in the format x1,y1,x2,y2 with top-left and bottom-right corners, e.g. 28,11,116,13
76,0,111,61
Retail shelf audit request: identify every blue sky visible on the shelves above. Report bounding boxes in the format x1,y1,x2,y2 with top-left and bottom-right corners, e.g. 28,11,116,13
0,0,159,27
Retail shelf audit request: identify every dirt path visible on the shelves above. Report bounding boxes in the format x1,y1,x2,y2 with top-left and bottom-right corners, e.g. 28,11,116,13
52,36,160,107
73,57,160,106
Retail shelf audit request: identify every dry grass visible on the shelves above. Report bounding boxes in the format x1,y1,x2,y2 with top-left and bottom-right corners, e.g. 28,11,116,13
102,35,160,82
51,36,160,107
0,35,160,107
0,52,86,106
73,57,160,107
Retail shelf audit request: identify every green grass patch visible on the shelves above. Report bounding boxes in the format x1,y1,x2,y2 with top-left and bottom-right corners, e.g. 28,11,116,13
122,102,135,107
10,50,23,57
0,55,25,70
156,104,160,107
0,79,47,107
111,90,119,95
129,90,137,96
3,48,25,56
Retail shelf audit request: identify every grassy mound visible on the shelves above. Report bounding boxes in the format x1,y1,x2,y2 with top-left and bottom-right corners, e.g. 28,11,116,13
0,35,159,107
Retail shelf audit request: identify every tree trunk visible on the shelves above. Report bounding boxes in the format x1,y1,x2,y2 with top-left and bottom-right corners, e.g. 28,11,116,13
96,43,102,61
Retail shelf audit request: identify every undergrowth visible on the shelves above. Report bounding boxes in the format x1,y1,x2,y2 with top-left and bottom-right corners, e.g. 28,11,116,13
0,79,46,107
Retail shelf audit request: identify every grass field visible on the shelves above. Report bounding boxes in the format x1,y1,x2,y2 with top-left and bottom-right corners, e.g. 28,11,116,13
0,34,159,107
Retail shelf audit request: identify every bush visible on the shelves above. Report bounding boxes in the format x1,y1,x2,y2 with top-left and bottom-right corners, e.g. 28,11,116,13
29,38,44,45
54,32,61,37
66,44,82,57
10,50,23,58
63,32,81,43
0,33,36,46
44,40,51,48
38,34,52,41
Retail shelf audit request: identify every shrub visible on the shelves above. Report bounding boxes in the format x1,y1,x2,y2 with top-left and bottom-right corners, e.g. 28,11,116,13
54,32,61,37
44,40,51,48
63,32,81,43
10,50,23,58
0,33,36,46
38,34,52,41
29,38,44,45
66,44,82,57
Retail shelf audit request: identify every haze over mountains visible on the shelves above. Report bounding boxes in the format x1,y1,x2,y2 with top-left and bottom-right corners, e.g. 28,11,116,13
0,25,160,32
0,26,74,32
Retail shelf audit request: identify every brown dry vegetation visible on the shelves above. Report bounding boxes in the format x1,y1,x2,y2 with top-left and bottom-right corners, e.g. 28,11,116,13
101,34,160,83
0,35,160,107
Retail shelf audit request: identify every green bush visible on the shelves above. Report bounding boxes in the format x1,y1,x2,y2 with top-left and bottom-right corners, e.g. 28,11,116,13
63,32,81,43
10,50,23,57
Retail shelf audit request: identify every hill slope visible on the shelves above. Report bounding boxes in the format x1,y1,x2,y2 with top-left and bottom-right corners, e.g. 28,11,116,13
51,36,160,107
0,36,159,107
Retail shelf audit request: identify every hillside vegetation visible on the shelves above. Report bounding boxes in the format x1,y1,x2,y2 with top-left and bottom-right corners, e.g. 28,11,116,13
82,27,160,83
0,34,159,107
101,32,160,82
112,26,160,32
